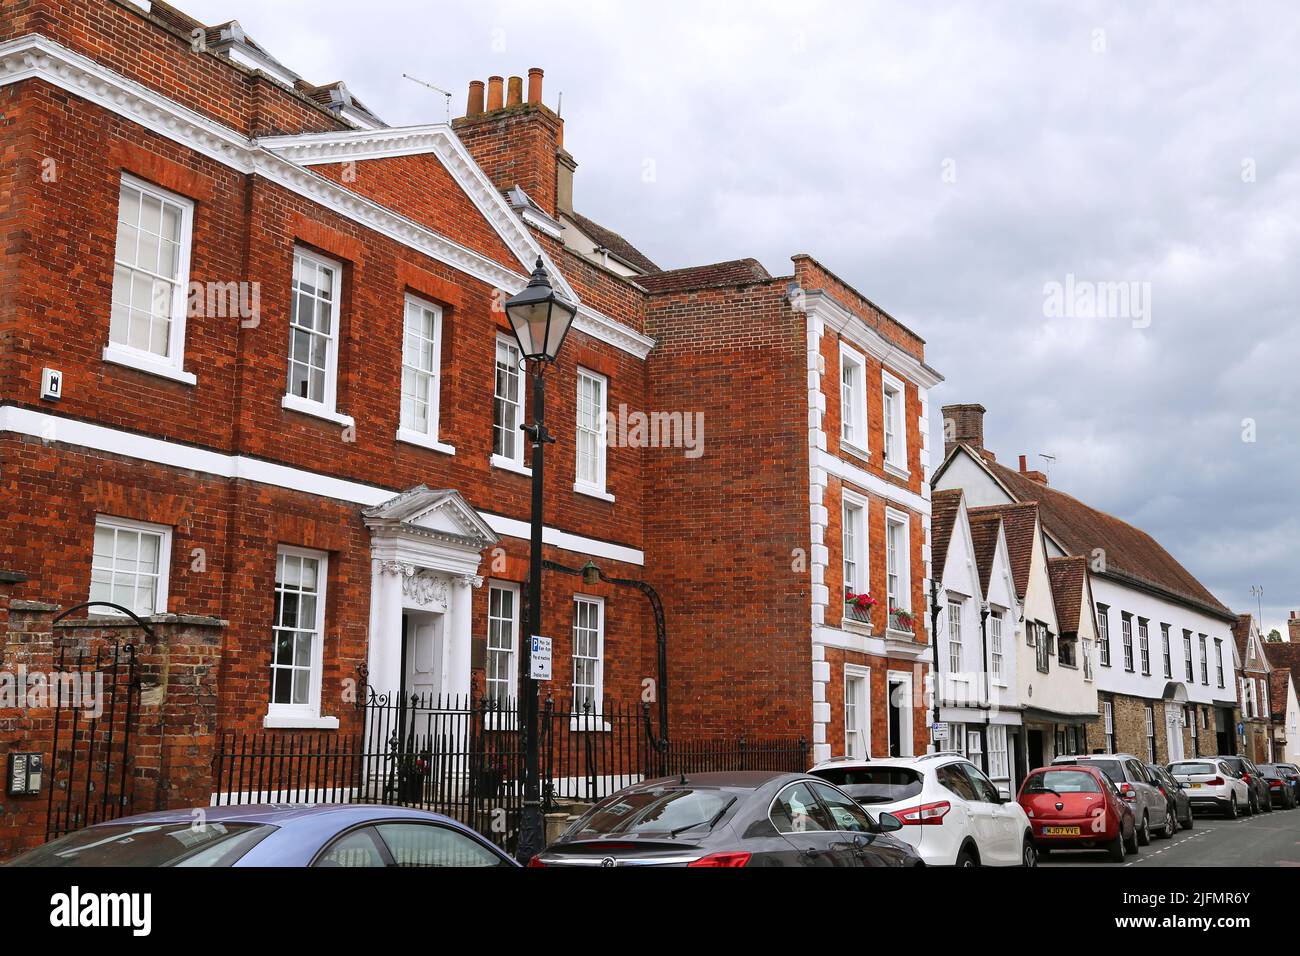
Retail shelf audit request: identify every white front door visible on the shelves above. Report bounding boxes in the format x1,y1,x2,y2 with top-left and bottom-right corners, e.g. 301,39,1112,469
403,612,443,701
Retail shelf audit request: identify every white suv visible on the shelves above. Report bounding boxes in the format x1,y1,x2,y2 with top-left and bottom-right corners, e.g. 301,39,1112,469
809,754,1035,867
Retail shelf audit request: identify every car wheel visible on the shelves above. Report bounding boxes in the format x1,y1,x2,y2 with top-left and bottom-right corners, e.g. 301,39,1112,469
1021,834,1038,868
1159,810,1176,839
1108,834,1126,862
1226,794,1238,819
1263,793,1274,813
1181,809,1194,830
1136,813,1151,846
1123,819,1139,855
955,845,978,867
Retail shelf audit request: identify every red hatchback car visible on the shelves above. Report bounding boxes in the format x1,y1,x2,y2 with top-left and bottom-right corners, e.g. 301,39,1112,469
1018,765,1138,862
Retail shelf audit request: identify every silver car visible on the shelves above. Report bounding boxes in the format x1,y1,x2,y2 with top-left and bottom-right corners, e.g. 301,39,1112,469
1052,753,1175,843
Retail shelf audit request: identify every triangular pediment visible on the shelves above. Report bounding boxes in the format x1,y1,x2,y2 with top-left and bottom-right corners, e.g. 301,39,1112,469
363,486,498,550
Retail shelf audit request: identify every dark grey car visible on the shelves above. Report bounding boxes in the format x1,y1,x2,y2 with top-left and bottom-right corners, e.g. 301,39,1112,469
1146,763,1194,830
534,771,924,867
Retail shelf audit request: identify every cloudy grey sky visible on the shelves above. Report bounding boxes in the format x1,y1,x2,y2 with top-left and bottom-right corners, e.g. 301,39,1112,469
183,0,1299,633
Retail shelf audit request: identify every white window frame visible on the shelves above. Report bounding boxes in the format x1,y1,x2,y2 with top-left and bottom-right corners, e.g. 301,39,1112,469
1137,618,1150,675
843,664,870,759
104,173,196,385
1082,637,1094,681
485,582,519,706
491,335,530,476
1215,638,1225,688
987,725,1009,782
265,545,336,729
880,370,908,476
282,248,351,426
841,490,868,599
990,609,1005,683
89,515,173,618
1184,630,1194,680
947,599,964,676
838,343,868,456
1121,614,1134,671
571,595,605,725
1161,623,1172,679
574,368,612,501
1103,699,1115,751
884,508,911,618
1199,634,1209,684
396,294,454,455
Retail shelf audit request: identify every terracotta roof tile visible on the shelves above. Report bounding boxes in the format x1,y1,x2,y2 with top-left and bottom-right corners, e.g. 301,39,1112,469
637,258,771,294
568,212,660,274
983,458,1233,620
929,489,963,578
1263,639,1300,678
1270,667,1292,721
1048,556,1087,634
968,511,1002,598
969,502,1040,599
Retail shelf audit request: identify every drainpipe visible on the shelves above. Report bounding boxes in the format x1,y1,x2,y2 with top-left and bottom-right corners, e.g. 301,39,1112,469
979,603,991,776
929,578,942,751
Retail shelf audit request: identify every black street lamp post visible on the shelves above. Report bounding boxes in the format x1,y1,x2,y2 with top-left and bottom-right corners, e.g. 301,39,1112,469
504,257,577,863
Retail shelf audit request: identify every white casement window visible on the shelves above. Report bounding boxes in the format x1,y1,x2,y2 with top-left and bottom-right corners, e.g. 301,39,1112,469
1121,615,1134,671
988,725,1009,781
1199,635,1209,684
881,371,907,473
1184,630,1194,680
1262,679,1270,720
107,174,195,383
1103,700,1116,751
844,666,870,759
572,596,604,716
90,516,172,617
1215,639,1225,687
841,492,868,601
397,294,447,449
492,336,527,471
1190,707,1199,754
1137,619,1150,675
485,582,519,706
269,547,327,722
1144,705,1156,762
1170,621,1180,681
990,609,1004,681
575,369,610,498
885,509,911,616
839,344,867,453
947,600,963,674
949,722,966,756
284,249,344,420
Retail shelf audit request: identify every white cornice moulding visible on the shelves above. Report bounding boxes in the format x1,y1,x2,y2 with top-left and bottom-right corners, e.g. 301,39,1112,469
0,405,644,567
0,34,654,361
801,291,944,390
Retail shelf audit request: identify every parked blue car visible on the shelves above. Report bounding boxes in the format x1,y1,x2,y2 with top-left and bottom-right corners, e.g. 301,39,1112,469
5,804,519,867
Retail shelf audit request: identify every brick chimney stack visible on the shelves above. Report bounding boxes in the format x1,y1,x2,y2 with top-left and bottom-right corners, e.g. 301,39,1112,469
1018,453,1048,485
1289,611,1300,643
942,404,994,462
454,67,569,219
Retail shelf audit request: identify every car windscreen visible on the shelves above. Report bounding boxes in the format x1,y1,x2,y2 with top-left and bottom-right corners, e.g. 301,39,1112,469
7,821,275,867
1076,759,1125,782
567,787,737,838
1024,769,1101,793
1169,762,1215,776
809,767,924,804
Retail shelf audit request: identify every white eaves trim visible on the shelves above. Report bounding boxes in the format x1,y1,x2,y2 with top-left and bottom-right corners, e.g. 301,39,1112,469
0,34,654,361
799,290,943,390
0,405,644,567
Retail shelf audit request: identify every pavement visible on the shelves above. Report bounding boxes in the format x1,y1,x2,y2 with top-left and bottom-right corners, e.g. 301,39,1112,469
1040,805,1300,867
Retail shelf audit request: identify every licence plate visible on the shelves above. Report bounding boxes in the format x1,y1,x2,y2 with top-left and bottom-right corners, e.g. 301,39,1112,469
1189,783,1202,789
1044,826,1080,836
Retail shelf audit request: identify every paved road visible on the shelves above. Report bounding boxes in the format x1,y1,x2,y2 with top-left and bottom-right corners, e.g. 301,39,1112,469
1041,805,1300,867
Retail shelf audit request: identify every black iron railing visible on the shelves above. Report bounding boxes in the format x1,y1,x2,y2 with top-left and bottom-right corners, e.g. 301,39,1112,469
212,691,808,852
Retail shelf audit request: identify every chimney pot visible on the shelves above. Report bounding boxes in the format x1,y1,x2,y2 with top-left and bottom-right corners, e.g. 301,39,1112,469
486,75,504,111
466,79,485,118
527,67,543,105
507,76,523,107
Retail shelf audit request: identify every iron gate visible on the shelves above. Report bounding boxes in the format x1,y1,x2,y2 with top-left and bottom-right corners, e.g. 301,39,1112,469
45,640,141,840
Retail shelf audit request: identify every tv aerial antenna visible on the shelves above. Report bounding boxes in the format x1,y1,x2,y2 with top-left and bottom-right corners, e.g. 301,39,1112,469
402,73,453,123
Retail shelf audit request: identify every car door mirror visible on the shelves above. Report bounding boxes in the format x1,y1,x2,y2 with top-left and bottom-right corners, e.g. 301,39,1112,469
876,812,904,833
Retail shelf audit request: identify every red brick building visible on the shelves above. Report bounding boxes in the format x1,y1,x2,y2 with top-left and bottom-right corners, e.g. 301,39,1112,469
0,0,940,771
